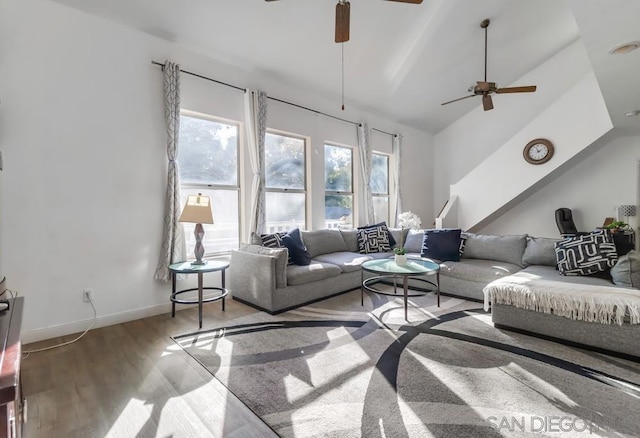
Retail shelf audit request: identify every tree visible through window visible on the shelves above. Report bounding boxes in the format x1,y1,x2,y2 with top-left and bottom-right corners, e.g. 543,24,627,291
178,112,240,255
325,144,353,229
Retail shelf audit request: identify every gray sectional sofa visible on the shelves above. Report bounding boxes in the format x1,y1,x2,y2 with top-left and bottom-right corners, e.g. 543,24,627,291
229,228,640,359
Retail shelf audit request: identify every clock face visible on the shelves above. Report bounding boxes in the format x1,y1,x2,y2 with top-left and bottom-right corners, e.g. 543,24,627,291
528,143,549,160
523,139,554,164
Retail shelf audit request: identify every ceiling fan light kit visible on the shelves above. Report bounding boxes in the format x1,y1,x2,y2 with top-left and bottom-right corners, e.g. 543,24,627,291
441,18,537,111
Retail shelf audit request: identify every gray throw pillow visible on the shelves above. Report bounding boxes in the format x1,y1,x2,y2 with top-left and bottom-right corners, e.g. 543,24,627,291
240,244,288,288
404,229,424,253
462,233,527,267
522,236,560,266
610,250,640,289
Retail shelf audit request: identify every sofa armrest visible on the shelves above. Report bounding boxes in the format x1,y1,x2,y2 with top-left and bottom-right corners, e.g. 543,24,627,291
230,248,279,312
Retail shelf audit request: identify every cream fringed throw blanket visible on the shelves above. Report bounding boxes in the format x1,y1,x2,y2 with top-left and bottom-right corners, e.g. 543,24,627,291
483,273,640,326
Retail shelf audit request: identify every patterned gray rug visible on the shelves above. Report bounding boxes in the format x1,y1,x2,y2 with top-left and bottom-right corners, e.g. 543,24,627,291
173,289,640,437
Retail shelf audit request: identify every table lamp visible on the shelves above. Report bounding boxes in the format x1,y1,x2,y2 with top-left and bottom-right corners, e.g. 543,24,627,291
179,193,214,265
619,204,637,225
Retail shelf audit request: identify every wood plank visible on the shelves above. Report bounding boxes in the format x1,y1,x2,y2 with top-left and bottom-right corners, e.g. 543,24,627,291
21,299,276,437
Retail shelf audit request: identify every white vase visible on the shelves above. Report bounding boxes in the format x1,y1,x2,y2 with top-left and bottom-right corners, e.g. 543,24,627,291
394,254,408,266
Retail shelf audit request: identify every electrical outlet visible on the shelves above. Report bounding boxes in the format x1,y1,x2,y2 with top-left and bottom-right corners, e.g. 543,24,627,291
83,288,94,302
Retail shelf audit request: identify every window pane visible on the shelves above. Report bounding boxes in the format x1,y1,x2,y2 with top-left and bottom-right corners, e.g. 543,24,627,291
373,196,389,225
325,194,353,229
265,133,305,190
371,154,389,195
181,188,239,256
178,116,238,186
324,145,352,192
265,192,306,233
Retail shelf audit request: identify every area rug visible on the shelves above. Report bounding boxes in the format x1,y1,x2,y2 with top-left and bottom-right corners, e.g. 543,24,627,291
172,289,640,437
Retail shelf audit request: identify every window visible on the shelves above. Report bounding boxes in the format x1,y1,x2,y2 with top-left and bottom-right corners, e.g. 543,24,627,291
264,132,307,233
178,112,240,256
371,153,390,224
324,144,353,229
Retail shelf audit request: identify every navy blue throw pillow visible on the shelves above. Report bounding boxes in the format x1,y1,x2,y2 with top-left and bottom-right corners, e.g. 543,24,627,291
357,221,396,247
421,228,462,262
281,228,312,266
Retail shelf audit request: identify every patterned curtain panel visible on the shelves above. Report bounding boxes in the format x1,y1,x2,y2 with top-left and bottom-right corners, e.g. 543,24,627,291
357,123,375,225
245,89,268,240
154,60,186,281
392,134,403,227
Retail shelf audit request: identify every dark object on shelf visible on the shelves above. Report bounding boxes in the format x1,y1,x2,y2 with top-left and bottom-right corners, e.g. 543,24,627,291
612,231,635,257
555,208,590,237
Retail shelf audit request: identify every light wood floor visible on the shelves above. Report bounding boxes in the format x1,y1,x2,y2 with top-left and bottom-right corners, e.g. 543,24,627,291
21,299,278,438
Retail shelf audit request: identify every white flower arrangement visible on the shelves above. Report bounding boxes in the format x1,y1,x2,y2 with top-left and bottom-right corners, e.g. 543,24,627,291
397,211,422,230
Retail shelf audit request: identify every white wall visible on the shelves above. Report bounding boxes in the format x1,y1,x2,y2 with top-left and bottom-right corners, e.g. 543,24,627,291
0,0,432,342
479,133,640,238
450,72,612,230
433,39,593,211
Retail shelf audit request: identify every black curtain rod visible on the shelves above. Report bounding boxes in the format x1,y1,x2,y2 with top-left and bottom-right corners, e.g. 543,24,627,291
372,127,396,137
151,60,398,133
151,60,245,91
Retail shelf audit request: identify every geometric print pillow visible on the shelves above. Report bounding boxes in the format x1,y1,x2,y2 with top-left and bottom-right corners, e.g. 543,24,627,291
261,232,286,248
357,225,391,254
554,230,618,276
261,232,292,264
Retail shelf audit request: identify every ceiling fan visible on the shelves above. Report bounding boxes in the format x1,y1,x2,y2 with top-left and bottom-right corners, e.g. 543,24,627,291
265,0,423,43
441,18,537,111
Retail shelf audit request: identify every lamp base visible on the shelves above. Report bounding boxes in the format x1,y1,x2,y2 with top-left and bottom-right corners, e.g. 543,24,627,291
191,259,208,266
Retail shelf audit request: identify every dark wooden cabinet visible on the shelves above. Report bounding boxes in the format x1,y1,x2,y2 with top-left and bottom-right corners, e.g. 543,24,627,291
0,298,24,438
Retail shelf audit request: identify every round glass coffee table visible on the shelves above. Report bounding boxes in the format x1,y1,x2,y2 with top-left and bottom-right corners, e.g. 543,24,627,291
361,258,440,321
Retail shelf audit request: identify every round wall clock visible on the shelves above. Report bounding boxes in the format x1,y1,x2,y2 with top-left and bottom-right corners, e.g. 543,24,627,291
523,138,554,165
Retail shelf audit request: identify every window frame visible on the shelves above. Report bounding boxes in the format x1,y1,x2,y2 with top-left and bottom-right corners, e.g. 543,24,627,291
178,109,241,257
371,151,390,224
324,142,355,229
264,129,309,233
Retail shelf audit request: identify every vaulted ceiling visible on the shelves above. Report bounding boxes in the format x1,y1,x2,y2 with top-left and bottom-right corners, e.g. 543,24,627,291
50,0,640,135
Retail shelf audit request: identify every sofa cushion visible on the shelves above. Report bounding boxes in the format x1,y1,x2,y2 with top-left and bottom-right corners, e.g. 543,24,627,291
421,228,462,262
462,233,527,267
519,265,614,287
438,259,522,283
610,250,640,289
404,229,424,253
522,236,560,267
281,228,312,266
555,230,618,276
357,221,396,246
239,244,288,288
286,261,342,286
340,230,360,252
301,229,348,258
357,224,391,253
313,251,373,273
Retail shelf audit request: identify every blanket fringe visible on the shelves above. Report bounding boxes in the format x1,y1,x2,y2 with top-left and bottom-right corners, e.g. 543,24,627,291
483,283,640,326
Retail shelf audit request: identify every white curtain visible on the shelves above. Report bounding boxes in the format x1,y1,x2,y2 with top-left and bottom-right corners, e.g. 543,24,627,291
392,134,403,227
357,123,375,225
154,61,186,281
245,89,268,240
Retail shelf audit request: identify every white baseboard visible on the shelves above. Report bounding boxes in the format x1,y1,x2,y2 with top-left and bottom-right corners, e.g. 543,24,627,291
22,302,174,345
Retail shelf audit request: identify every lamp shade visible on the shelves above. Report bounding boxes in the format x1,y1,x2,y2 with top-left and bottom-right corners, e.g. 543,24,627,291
179,194,214,224
619,205,637,218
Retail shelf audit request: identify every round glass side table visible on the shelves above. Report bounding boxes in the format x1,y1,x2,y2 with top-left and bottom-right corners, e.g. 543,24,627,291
169,260,229,329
